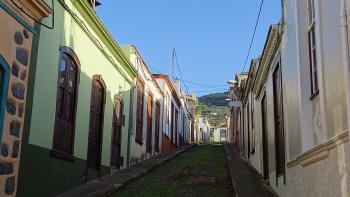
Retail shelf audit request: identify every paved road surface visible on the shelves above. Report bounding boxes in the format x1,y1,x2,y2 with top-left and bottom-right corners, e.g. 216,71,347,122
112,144,234,197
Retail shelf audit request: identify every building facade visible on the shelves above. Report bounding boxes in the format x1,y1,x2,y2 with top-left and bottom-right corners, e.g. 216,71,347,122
121,45,164,166
153,74,181,153
232,0,350,196
17,0,137,196
213,124,227,142
198,117,210,142
0,0,52,195
186,93,199,143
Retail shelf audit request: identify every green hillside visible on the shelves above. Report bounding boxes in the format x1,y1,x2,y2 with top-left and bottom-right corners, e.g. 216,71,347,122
198,92,230,127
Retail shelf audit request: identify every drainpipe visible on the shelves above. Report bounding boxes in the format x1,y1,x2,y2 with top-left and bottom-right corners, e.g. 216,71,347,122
340,0,350,138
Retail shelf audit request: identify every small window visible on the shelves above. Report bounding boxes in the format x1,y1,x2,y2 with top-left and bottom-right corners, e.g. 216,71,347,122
52,47,80,159
308,0,319,96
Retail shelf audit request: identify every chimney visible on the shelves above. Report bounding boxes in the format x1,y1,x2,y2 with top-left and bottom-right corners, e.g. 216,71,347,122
87,0,101,10
173,78,181,91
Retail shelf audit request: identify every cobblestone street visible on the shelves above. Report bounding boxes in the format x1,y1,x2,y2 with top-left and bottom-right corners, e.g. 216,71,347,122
112,144,234,197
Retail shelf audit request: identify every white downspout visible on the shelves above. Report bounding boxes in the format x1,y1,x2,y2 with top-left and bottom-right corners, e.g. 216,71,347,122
340,0,350,138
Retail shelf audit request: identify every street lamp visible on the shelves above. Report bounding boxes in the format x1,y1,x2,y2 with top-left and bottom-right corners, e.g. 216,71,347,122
227,80,238,85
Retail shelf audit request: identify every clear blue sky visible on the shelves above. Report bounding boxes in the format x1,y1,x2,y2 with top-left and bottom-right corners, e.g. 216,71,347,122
97,0,281,96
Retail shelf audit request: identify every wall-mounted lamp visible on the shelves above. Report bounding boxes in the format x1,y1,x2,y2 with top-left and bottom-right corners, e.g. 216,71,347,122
227,80,238,85
119,85,123,94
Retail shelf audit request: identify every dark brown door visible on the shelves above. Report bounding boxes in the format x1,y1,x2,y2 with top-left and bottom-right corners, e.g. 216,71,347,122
135,79,144,144
247,104,250,159
146,93,153,153
154,102,160,153
170,102,174,149
111,95,123,169
261,92,269,180
175,109,178,147
273,64,285,178
87,79,105,172
191,122,194,143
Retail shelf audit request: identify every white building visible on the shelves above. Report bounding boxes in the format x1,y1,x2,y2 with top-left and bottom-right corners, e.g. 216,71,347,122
153,74,182,153
213,124,227,142
233,0,350,196
173,79,191,146
198,117,211,142
121,45,164,166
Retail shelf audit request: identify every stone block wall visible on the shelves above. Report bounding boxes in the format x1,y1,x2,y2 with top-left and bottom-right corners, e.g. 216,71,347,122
0,10,33,195
1,28,30,196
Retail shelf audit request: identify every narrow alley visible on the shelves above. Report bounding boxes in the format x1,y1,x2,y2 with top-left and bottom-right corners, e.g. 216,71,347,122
113,144,234,197
2,0,350,196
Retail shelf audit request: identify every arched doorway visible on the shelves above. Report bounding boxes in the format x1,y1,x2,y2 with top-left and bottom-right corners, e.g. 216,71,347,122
111,95,123,169
87,75,106,178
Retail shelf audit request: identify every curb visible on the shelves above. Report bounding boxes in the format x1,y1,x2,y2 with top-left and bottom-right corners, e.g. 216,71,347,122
224,143,239,197
59,144,197,197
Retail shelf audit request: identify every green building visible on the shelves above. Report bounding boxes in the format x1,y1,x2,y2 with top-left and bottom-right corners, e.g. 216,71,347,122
17,0,137,196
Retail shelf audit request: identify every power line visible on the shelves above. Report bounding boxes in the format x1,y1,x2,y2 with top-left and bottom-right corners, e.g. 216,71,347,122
241,0,264,72
173,48,190,95
189,88,229,93
181,79,227,88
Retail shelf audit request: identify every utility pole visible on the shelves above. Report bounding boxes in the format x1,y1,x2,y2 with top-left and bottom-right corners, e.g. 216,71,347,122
172,47,175,81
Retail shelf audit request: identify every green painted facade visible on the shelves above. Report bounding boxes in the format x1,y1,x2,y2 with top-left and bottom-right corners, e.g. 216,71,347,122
17,0,137,196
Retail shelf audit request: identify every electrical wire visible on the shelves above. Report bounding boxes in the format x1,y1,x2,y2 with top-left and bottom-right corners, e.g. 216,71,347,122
173,49,189,95
241,0,264,72
181,79,227,88
10,0,55,29
192,89,229,93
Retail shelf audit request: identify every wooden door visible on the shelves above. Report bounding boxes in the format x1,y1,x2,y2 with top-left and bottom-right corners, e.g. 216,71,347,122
87,78,105,173
170,102,174,149
247,104,250,159
273,64,285,178
261,92,269,180
146,93,153,153
175,109,178,147
154,102,160,153
111,95,123,169
191,122,194,143
135,79,144,144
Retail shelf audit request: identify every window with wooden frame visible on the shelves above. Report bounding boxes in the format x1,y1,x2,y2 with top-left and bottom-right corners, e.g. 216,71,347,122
52,47,80,160
308,0,319,96
135,78,144,144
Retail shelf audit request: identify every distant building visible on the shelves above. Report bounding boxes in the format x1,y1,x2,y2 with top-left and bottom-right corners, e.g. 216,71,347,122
213,123,228,142
186,93,199,143
198,117,210,142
